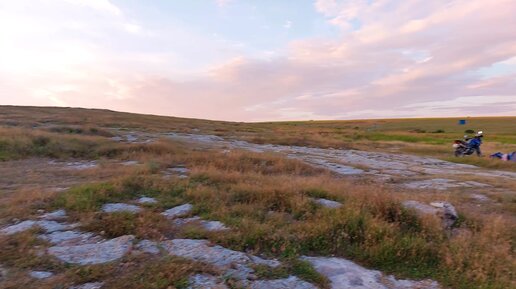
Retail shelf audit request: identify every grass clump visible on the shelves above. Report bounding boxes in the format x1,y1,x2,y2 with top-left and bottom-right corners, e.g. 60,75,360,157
0,230,64,271
82,211,173,239
102,256,214,289
54,183,121,212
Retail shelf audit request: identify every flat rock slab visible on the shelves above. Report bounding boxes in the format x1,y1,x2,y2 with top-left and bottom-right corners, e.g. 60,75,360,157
63,161,98,170
48,235,134,265
314,198,343,208
40,209,67,221
29,270,54,279
1,220,76,235
307,158,364,175
200,220,229,231
69,282,104,289
302,256,440,289
1,220,37,235
188,274,228,289
249,276,317,289
161,239,280,280
162,204,193,218
404,178,491,190
39,230,101,246
164,132,516,180
101,203,142,213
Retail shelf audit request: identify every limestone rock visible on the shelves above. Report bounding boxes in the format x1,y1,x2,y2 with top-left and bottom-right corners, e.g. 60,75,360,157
249,276,317,289
40,209,67,221
302,256,440,289
29,270,54,279
162,204,193,219
161,239,280,280
137,197,157,204
1,220,76,235
403,200,458,228
101,203,141,214
1,220,37,235
313,198,343,208
48,235,134,265
39,230,101,246
69,282,104,289
188,274,228,289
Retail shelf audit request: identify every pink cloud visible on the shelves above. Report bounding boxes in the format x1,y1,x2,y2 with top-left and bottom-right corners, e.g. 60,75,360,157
1,0,516,121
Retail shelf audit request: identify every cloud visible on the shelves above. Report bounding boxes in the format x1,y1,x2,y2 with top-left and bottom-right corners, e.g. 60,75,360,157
1,0,516,121
215,0,233,7
63,0,122,16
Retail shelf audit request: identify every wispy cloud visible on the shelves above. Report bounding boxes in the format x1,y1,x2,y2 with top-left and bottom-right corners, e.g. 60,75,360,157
215,0,233,7
63,0,122,16
1,0,515,121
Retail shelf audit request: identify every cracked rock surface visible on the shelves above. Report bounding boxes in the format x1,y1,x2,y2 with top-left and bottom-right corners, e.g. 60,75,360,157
162,204,193,218
303,256,441,289
101,203,142,213
48,235,134,265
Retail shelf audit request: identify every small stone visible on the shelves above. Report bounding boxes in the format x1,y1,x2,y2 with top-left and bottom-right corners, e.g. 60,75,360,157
29,270,54,279
69,282,104,289
162,204,193,219
66,161,97,170
137,197,158,204
101,203,141,214
199,220,229,232
169,167,190,174
313,198,343,208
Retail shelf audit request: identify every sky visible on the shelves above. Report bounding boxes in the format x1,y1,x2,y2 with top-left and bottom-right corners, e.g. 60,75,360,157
1,0,515,121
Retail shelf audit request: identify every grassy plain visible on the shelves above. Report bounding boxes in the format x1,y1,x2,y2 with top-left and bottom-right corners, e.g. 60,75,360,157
0,106,514,289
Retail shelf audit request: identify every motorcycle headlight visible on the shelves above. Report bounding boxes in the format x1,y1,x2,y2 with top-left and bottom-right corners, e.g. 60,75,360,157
452,144,459,148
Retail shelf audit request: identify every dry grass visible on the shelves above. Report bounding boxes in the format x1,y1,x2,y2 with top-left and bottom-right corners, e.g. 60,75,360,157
38,147,513,289
1,106,514,171
0,107,515,289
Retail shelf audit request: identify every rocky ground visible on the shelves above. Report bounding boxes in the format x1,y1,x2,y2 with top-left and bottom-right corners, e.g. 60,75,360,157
1,129,514,289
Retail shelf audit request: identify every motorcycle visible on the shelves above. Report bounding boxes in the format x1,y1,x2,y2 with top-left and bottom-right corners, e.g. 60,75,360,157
452,139,475,157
